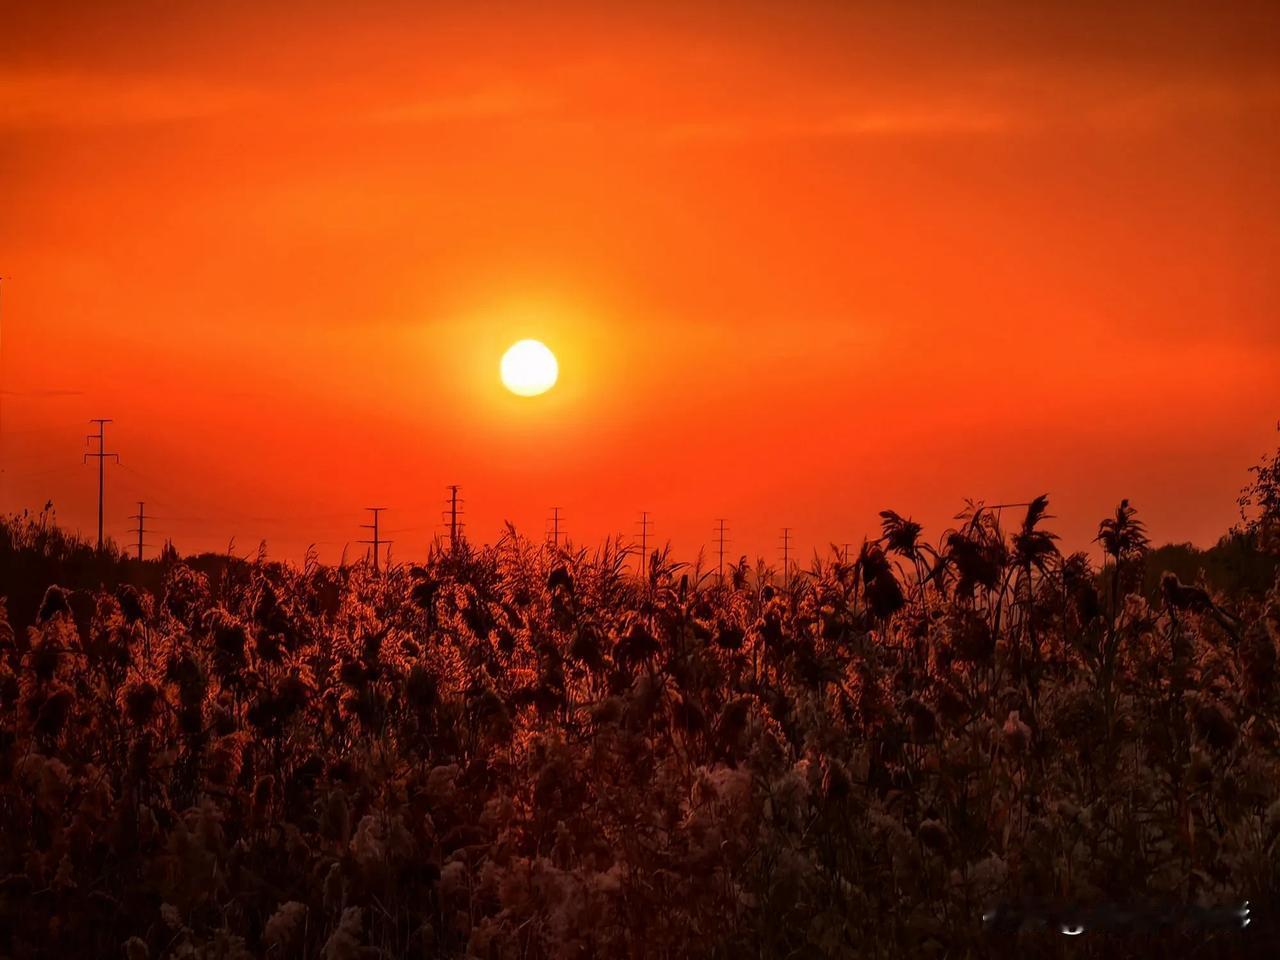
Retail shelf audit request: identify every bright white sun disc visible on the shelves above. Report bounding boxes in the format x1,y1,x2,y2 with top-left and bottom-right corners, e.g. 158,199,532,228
500,339,558,397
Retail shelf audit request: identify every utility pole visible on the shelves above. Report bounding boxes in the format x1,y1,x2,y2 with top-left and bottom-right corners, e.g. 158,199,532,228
84,419,119,551
359,507,391,573
443,484,464,550
548,507,563,549
780,527,792,589
636,510,652,578
129,501,148,561
714,518,729,585
0,276,6,480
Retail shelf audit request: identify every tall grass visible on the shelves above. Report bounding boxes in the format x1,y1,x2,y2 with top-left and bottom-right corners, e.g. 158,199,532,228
0,477,1278,958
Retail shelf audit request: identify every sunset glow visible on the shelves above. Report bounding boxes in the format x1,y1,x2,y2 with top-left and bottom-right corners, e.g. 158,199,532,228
4,5,1280,956
0,2,1276,560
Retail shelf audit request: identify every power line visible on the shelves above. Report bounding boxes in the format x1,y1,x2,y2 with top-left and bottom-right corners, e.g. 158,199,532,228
83,419,119,551
5,462,84,483
358,506,391,573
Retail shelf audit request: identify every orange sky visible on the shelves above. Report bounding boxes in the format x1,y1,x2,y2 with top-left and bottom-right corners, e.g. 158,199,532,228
1,1,1278,564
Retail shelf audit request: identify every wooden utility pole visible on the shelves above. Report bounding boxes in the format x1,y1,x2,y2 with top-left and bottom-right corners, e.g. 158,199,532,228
84,419,119,551
548,507,563,548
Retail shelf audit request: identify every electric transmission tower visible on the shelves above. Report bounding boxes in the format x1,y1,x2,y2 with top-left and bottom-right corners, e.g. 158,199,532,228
359,507,391,572
635,510,652,578
84,419,119,551
443,484,464,550
129,501,151,561
714,518,729,584
780,526,792,588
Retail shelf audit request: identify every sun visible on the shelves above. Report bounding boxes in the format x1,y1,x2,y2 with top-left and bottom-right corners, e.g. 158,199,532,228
500,339,559,397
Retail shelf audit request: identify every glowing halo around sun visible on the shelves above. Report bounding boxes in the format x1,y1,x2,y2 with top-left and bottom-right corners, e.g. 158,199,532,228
500,339,559,397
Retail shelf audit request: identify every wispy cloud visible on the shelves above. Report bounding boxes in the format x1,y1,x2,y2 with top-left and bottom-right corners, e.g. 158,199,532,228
0,70,257,128
0,388,85,398
0,68,562,131
666,105,1014,143
663,67,1280,145
1081,76,1280,132
369,87,558,125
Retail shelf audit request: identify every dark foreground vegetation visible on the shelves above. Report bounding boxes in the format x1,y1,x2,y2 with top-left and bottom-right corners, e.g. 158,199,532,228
1,447,1279,959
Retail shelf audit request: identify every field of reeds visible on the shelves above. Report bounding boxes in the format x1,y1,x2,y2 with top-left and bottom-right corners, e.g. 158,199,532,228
1,449,1279,959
